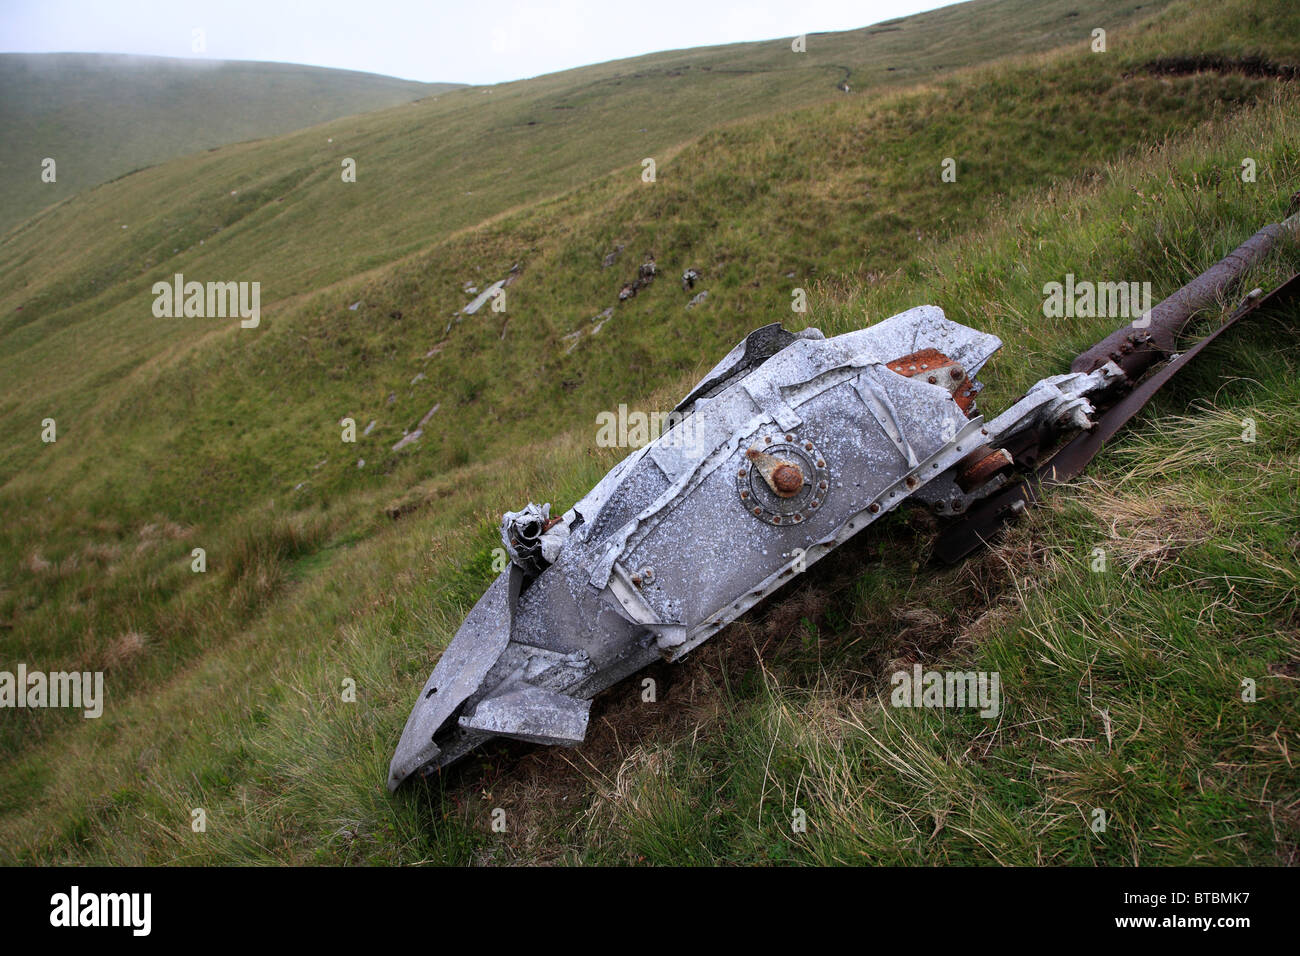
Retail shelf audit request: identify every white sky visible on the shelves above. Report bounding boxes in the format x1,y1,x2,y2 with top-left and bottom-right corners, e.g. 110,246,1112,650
0,0,955,85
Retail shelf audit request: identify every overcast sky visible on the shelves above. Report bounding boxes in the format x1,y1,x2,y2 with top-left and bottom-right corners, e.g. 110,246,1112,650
1,0,954,85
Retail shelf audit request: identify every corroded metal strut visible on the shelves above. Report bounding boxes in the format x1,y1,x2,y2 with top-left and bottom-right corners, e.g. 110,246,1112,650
1073,212,1300,379
936,269,1300,564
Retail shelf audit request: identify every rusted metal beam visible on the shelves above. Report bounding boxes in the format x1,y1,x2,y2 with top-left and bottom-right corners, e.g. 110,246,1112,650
936,270,1300,564
1073,211,1300,379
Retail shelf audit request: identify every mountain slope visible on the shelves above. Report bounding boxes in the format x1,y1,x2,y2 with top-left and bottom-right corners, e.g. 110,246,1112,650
0,0,1165,317
0,0,1298,864
0,53,459,232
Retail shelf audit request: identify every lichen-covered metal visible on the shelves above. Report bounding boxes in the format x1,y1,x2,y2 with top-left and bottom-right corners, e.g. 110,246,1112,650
388,304,1114,789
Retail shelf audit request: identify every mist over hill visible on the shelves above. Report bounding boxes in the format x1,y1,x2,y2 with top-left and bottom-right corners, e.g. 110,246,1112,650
0,52,460,231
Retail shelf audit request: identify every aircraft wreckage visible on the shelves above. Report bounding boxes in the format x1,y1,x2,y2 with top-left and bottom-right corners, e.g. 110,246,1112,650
389,209,1300,790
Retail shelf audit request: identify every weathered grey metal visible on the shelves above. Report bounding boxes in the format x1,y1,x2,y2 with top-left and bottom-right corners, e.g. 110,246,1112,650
981,364,1125,445
1073,210,1300,378
388,566,520,787
389,303,1135,789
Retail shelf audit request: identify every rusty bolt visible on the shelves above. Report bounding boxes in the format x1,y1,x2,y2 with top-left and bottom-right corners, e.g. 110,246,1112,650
750,448,805,497
772,464,804,496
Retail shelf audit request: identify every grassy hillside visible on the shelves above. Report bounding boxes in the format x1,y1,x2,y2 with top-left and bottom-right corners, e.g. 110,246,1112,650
0,53,459,232
0,0,1164,317
0,0,1297,864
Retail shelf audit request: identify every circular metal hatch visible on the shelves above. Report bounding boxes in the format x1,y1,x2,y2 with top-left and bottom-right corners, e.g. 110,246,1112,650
735,432,831,526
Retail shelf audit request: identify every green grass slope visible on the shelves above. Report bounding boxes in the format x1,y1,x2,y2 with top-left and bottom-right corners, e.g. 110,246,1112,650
0,53,459,232
0,0,1164,320
0,0,1297,864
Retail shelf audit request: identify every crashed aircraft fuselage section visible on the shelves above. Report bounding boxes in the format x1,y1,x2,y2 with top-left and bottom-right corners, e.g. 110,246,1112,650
387,304,1109,788
384,209,1298,790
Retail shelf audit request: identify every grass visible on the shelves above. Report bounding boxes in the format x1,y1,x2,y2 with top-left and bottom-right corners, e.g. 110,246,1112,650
0,0,1297,864
0,53,456,234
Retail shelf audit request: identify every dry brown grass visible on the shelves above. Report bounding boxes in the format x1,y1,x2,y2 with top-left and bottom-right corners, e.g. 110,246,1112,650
80,541,123,564
22,551,52,574
101,631,149,670
1063,478,1214,576
134,519,191,555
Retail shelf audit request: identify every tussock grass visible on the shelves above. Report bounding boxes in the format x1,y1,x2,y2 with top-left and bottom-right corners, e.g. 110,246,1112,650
1,0,1298,864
